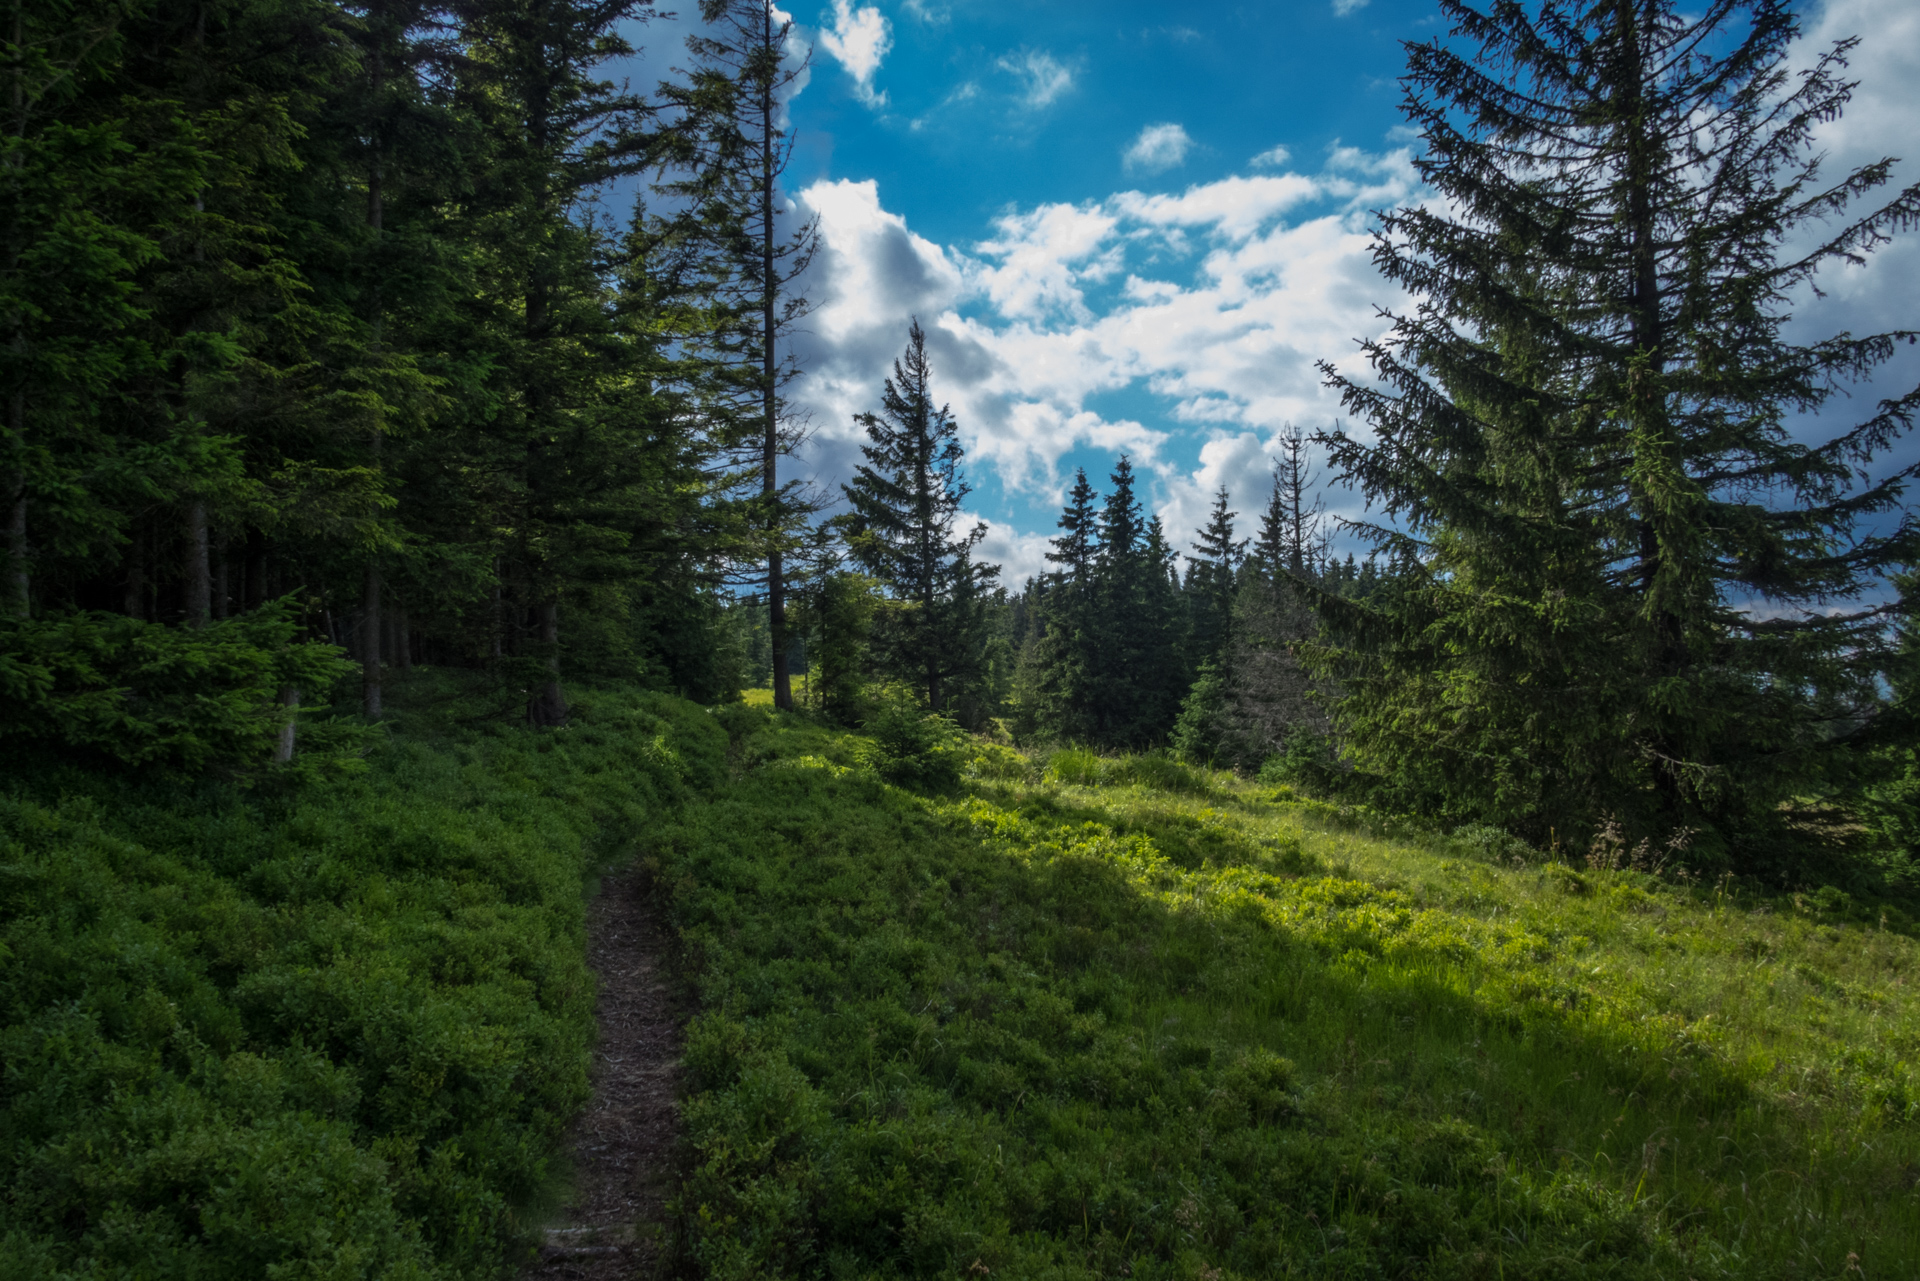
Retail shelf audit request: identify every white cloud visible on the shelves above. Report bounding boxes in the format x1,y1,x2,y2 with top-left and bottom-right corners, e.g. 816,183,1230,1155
1250,144,1291,168
901,0,948,22
970,202,1122,323
997,48,1075,108
818,0,891,107
1332,0,1370,14
970,519,1054,587
783,146,1424,580
1123,123,1193,174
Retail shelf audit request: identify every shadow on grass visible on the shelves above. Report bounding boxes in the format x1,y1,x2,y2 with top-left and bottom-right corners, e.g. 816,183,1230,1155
655,763,1920,1281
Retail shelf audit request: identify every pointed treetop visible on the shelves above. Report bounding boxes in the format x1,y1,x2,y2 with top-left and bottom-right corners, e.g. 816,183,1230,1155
1099,455,1145,566
1047,468,1099,583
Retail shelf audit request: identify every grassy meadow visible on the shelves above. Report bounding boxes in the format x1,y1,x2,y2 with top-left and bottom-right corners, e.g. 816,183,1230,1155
0,677,730,1280
663,698,1919,1279
3,680,1912,1279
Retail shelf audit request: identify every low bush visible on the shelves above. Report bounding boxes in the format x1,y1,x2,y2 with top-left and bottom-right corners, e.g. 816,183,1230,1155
1042,748,1210,795
0,678,725,1280
0,601,364,779
861,697,966,790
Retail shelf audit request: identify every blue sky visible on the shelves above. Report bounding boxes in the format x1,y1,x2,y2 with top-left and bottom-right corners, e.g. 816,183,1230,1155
626,0,1920,586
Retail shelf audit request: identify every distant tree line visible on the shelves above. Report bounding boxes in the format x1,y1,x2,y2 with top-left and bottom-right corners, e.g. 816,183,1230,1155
3,0,1914,870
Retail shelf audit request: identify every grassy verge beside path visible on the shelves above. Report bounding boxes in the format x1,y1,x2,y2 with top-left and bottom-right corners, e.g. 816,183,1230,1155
0,678,727,1280
662,708,1919,1280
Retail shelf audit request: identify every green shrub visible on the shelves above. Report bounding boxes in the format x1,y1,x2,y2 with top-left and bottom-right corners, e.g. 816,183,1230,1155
1044,748,1209,795
1042,746,1103,785
1108,752,1210,794
965,740,1033,782
1255,724,1345,793
863,697,965,790
0,602,362,778
1450,822,1539,865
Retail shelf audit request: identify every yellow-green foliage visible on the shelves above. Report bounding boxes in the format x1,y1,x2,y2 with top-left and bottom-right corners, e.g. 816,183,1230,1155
664,726,1920,1279
0,678,727,1280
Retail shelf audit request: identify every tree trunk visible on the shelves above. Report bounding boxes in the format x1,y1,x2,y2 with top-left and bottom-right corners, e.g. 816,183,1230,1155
244,527,267,609
273,685,299,763
213,534,229,619
391,601,411,672
363,45,385,717
760,11,791,712
6,461,25,620
362,560,382,717
490,572,504,660
527,599,568,726
124,529,145,618
770,548,791,708
184,498,211,626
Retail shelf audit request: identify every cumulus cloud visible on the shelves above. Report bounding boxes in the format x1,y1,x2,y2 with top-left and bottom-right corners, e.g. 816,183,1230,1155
1250,144,1291,169
970,518,1056,587
782,146,1425,580
819,0,891,107
1332,0,1370,14
1123,123,1193,174
998,48,1075,108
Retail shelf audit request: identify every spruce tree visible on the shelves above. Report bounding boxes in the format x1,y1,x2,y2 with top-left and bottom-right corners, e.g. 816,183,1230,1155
653,0,816,711
1223,454,1333,770
1011,468,1099,742
1185,486,1245,669
841,319,999,713
1316,0,1920,850
1091,458,1184,747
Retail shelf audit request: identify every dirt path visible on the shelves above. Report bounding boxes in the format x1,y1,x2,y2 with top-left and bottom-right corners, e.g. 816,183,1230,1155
526,863,682,1281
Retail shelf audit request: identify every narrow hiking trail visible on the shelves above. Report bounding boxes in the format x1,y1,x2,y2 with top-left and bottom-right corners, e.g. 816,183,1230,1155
527,864,682,1281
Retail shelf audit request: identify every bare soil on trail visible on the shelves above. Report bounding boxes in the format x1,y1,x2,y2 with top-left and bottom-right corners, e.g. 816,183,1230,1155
524,864,683,1281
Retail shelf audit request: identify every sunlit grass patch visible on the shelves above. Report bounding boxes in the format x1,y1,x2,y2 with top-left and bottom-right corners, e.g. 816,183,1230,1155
663,733,1920,1279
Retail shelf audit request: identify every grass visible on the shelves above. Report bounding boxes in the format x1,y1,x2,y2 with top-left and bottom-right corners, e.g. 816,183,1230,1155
659,710,1920,1279
9,680,1908,1278
0,673,729,1280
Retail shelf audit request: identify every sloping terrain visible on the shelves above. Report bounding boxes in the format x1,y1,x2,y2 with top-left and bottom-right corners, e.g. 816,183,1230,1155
655,706,1918,1279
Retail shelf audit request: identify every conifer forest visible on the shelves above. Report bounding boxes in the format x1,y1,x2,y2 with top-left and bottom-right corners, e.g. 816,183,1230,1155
3,0,1918,1278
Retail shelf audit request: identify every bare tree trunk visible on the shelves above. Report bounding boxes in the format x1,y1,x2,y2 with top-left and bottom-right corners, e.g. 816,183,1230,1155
6,462,25,620
273,685,298,762
362,561,382,717
184,498,211,625
393,601,411,671
490,572,504,660
760,11,792,712
243,527,267,609
213,533,228,619
362,50,385,717
527,600,568,726
124,528,144,617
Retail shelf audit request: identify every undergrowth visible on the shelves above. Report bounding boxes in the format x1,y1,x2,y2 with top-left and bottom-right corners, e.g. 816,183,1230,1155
660,711,1920,1280
0,673,727,1280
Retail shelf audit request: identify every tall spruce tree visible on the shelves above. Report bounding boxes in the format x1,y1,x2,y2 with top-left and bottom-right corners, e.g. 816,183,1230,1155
841,319,999,713
653,0,815,711
1315,0,1920,851
1011,468,1099,742
1185,486,1245,669
1220,453,1334,770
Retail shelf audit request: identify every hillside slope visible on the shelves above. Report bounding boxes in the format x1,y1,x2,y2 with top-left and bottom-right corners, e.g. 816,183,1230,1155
661,706,1919,1280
